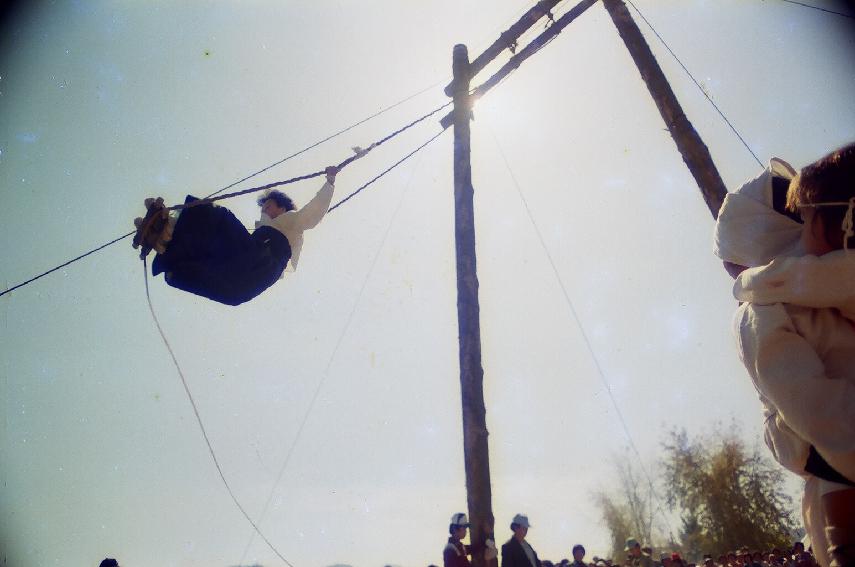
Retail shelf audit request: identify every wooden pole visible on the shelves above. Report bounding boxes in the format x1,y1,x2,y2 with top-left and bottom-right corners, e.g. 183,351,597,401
441,0,598,129
602,0,728,218
451,43,495,567
444,0,562,96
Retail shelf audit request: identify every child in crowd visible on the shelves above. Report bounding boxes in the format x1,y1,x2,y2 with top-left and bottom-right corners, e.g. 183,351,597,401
714,143,855,567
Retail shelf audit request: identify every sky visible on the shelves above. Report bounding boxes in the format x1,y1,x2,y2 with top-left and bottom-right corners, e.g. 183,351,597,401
1,1,854,566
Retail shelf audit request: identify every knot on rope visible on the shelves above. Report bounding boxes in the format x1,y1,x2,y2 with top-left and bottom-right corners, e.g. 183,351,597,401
351,142,378,160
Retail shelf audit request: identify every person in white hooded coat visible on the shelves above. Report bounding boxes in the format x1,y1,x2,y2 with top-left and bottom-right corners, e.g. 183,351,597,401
714,146,855,567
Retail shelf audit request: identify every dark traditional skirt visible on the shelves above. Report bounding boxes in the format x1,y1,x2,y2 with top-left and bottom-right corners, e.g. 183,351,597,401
151,196,291,306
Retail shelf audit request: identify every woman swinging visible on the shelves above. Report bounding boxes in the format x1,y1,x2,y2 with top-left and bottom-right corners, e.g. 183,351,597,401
135,166,338,306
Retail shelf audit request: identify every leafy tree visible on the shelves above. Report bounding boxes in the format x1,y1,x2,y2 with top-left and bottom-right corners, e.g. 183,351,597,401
594,489,634,561
595,427,799,562
594,457,668,561
661,427,798,554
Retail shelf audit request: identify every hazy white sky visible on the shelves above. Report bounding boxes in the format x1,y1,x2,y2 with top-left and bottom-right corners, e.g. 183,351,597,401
1,1,854,566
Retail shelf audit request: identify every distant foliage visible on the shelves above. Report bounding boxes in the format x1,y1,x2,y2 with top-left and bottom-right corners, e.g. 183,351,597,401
662,427,798,554
594,426,799,562
594,458,665,560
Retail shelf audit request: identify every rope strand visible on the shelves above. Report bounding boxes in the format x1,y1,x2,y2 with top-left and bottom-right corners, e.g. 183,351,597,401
776,0,854,19
625,0,763,168
169,102,451,212
204,81,443,200
488,122,678,543
143,258,295,567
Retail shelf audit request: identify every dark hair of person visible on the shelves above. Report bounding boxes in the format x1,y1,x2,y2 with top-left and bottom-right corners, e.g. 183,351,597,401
99,560,119,567
787,142,855,250
510,522,519,531
257,190,296,212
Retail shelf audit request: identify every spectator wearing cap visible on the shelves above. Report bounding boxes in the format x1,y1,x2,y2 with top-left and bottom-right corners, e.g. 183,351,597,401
444,513,473,567
501,514,541,567
444,512,498,567
626,539,653,567
570,544,586,567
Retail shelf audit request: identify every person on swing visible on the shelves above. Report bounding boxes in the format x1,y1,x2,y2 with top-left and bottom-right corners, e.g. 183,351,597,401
139,166,337,305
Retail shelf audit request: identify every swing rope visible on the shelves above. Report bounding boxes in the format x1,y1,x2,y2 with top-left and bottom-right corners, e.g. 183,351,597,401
142,257,295,567
168,102,451,212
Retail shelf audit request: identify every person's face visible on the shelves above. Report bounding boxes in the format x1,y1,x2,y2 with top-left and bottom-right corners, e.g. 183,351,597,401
454,526,468,540
262,198,286,219
630,547,641,557
800,207,835,256
513,525,528,539
574,550,585,561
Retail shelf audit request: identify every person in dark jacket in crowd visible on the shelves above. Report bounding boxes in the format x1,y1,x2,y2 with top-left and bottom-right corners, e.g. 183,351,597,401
501,514,541,567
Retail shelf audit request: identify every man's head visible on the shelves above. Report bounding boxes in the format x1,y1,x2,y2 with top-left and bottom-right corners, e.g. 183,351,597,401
572,544,585,561
258,190,296,219
99,560,119,567
625,538,641,557
449,512,470,539
787,142,855,254
510,513,530,540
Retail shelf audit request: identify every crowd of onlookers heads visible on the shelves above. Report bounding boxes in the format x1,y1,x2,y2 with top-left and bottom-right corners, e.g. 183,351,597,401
441,512,820,567
536,538,818,567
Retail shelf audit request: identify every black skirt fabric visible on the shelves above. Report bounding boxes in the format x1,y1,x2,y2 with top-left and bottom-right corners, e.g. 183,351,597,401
152,196,292,306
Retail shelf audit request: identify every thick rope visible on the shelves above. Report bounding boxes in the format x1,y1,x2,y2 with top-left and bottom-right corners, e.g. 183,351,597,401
168,101,451,212
0,231,135,298
329,128,447,213
142,258,294,567
204,81,443,201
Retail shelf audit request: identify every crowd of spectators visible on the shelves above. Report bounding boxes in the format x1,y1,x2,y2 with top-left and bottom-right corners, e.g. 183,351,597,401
536,538,818,567
440,513,820,567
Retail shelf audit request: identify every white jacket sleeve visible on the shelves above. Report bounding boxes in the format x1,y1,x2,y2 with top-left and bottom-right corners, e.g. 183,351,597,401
735,303,855,454
762,404,810,475
294,181,335,231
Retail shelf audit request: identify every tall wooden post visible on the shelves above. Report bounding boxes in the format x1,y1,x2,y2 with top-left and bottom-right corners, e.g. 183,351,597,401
451,43,495,567
603,0,729,218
